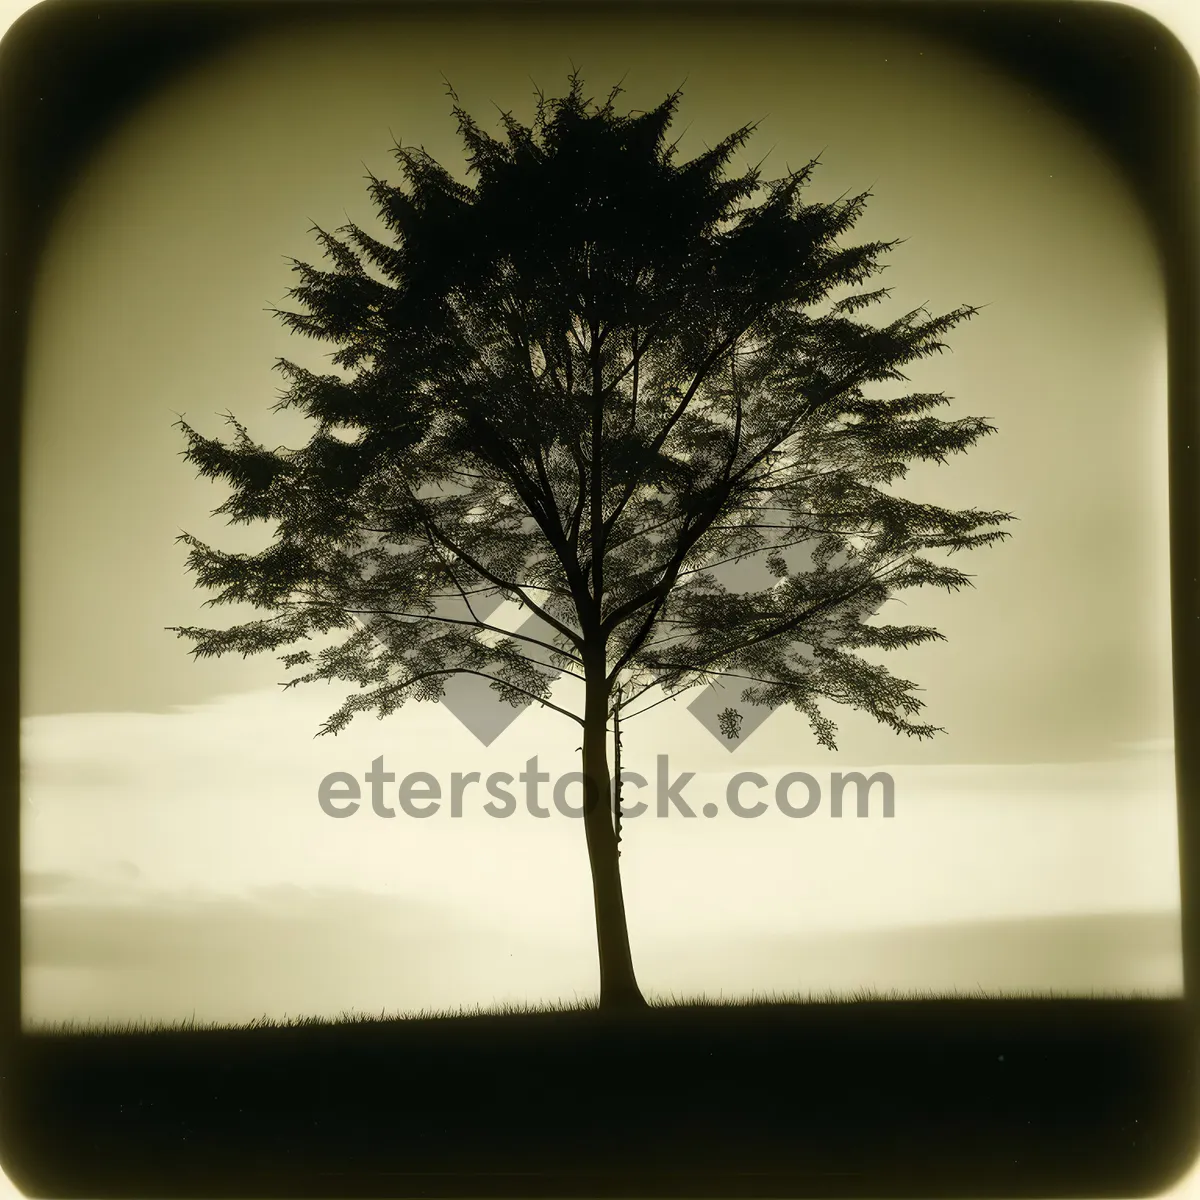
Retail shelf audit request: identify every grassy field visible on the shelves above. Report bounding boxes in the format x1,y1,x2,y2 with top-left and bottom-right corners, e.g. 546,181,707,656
5,995,1196,1197
23,985,1172,1035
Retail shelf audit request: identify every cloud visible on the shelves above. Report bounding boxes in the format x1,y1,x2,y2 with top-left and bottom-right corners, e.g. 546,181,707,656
1117,737,1176,755
25,884,463,969
24,880,596,1025
23,886,1182,1028
21,871,78,898
19,693,1183,1023
21,756,133,789
644,910,1184,999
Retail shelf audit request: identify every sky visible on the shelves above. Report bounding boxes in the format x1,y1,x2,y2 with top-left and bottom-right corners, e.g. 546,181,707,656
15,3,1186,1028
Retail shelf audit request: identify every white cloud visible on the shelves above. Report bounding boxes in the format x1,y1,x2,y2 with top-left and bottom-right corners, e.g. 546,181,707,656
19,687,1183,1022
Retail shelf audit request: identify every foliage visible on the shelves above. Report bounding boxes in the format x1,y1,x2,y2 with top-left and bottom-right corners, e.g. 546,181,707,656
173,76,1011,750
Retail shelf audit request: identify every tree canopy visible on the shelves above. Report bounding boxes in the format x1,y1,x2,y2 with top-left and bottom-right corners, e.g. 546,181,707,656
174,77,1010,752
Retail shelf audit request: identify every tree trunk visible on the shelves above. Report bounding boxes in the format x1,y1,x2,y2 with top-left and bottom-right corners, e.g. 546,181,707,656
581,666,646,1011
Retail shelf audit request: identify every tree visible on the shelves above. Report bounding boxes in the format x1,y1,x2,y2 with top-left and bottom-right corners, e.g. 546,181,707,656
172,76,1012,1011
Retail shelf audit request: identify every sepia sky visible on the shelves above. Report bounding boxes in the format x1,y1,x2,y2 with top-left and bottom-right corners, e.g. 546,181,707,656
18,8,1182,1023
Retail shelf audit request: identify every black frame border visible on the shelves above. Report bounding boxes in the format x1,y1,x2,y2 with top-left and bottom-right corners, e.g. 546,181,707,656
0,2,1197,1195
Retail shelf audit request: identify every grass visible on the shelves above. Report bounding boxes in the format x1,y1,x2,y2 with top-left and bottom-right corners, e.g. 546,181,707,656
8,988,1193,1197
24,985,1171,1036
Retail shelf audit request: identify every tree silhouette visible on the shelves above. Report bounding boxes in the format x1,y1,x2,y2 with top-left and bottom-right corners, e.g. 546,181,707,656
173,77,1012,1010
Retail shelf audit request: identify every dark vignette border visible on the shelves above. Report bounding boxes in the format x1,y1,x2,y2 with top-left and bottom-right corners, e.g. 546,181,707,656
0,2,1196,1196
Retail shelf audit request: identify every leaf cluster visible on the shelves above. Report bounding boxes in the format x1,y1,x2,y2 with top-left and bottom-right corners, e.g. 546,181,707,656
173,76,1012,746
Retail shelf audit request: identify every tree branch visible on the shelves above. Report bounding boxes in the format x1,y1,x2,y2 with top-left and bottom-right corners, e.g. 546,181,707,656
387,667,584,726
417,510,585,649
344,606,584,669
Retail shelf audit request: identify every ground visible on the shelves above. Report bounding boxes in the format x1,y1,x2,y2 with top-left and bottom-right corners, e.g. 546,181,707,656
5,996,1196,1197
